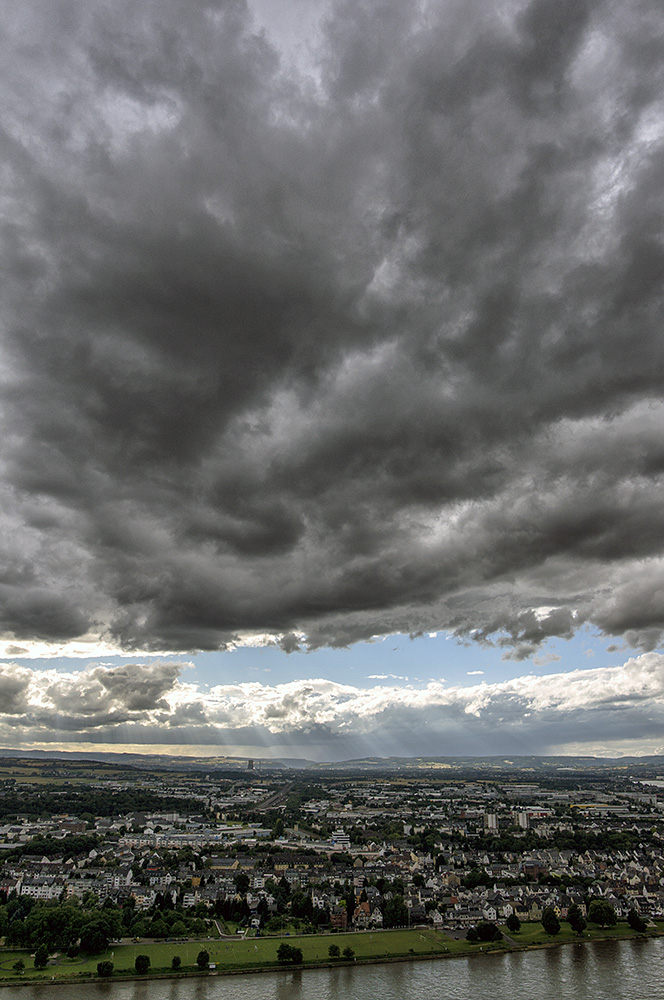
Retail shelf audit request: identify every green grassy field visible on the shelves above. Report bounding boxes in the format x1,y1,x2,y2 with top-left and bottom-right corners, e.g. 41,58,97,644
506,919,661,947
106,928,455,969
0,921,660,983
0,929,484,981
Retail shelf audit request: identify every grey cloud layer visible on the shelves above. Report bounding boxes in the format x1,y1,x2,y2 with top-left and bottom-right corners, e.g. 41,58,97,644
1,0,664,654
1,655,664,758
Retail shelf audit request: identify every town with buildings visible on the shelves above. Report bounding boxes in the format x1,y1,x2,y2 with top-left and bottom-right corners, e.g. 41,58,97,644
1,756,664,945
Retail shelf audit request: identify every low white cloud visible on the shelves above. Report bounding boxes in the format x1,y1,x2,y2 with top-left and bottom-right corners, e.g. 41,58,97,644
0,652,662,759
367,673,409,680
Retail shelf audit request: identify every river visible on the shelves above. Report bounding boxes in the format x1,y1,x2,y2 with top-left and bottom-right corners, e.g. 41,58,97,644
13,938,664,1000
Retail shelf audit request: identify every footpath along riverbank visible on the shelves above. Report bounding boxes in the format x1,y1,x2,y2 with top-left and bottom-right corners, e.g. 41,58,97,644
0,922,663,989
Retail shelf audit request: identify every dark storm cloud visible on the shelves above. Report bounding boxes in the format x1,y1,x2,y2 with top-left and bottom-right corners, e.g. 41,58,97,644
1,0,664,654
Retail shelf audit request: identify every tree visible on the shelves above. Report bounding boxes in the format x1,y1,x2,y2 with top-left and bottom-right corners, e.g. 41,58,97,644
277,943,303,964
234,873,251,895
6,917,26,946
134,954,151,975
342,946,355,959
34,944,49,969
587,900,617,927
541,908,560,935
567,903,587,935
465,927,479,943
13,959,25,974
506,913,521,933
121,896,136,928
383,895,408,928
148,917,169,938
79,918,110,955
130,918,147,938
463,868,489,889
627,909,647,933
328,943,340,959
278,875,291,898
196,949,210,970
19,902,83,952
476,920,502,942
97,961,114,977
171,955,182,969
289,889,314,921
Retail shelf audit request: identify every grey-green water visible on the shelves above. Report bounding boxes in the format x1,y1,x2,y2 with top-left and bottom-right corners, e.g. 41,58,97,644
13,939,664,1000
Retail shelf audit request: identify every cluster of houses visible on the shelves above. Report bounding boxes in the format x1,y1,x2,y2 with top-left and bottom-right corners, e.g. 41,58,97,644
1,825,664,929
0,772,663,930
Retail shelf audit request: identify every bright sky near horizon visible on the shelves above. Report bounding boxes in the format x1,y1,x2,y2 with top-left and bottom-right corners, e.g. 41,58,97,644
1,0,664,761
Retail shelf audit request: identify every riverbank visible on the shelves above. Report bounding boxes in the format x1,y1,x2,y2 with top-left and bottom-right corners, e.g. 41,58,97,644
1,921,662,988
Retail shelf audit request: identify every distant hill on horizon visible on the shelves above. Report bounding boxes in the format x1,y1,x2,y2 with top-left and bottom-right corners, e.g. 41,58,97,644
309,753,664,774
0,747,292,772
0,746,662,776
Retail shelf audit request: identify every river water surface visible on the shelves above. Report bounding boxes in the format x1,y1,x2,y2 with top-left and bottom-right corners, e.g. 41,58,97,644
13,938,664,1000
